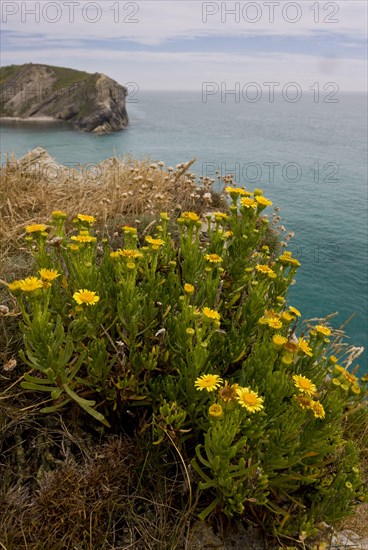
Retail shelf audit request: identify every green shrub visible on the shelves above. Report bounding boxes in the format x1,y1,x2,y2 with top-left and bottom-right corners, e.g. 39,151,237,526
5,187,367,544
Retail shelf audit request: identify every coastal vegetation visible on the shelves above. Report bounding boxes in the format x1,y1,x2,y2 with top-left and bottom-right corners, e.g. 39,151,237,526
0,155,367,549
0,64,91,93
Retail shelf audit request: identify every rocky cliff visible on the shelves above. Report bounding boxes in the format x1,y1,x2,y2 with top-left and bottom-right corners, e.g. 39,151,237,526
0,64,129,134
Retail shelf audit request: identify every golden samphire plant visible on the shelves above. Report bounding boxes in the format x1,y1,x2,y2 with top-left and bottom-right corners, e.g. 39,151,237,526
4,186,367,544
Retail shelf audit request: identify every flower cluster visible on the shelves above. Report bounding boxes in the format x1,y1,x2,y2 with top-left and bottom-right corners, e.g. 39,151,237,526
277,250,301,267
332,364,361,395
5,191,366,542
195,375,264,415
293,374,326,419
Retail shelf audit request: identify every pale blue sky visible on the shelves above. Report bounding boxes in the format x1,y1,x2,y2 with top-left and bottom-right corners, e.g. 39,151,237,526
1,1,367,90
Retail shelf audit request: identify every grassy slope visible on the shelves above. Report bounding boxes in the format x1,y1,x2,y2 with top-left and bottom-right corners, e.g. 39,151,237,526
0,64,23,85
0,63,92,89
0,64,99,118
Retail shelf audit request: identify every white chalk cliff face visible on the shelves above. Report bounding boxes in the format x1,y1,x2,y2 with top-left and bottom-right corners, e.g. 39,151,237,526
0,64,129,135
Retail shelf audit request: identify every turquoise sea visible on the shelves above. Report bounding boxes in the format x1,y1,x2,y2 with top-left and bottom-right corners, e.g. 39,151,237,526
1,91,367,371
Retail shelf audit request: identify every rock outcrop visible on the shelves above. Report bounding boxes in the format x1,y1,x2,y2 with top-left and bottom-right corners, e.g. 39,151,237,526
0,64,128,134
9,147,82,183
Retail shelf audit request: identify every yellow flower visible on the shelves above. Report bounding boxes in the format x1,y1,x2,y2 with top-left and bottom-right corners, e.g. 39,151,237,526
293,374,317,396
333,365,344,375
73,289,100,306
123,226,138,236
145,236,165,247
272,334,288,346
351,385,361,395
255,264,275,277
224,230,233,238
218,381,239,403
342,370,358,385
309,400,325,419
68,244,80,251
236,387,264,413
255,264,271,274
71,235,96,243
289,306,301,317
8,280,22,292
19,277,43,292
184,283,195,294
26,224,48,233
120,249,143,259
202,307,220,321
77,214,96,224
213,212,228,222
267,317,283,330
295,395,313,410
205,254,223,264
39,268,60,282
182,211,200,222
328,355,338,364
281,354,293,366
225,186,249,196
315,325,331,337
265,309,280,318
123,225,137,233
281,312,293,322
278,251,301,267
289,258,301,267
208,404,223,418
51,210,67,219
255,196,273,207
240,197,257,209
195,374,223,392
298,338,313,357
110,250,122,259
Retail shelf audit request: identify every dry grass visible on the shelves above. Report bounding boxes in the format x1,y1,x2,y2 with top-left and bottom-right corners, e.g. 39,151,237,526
0,152,224,258
337,503,368,539
0,363,196,549
0,401,195,550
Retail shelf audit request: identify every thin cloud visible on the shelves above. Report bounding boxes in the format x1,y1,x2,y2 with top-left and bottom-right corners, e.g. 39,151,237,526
2,0,367,44
1,0,366,90
2,49,365,91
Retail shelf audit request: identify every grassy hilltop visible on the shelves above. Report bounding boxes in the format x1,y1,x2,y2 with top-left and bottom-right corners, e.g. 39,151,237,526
0,63,128,134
